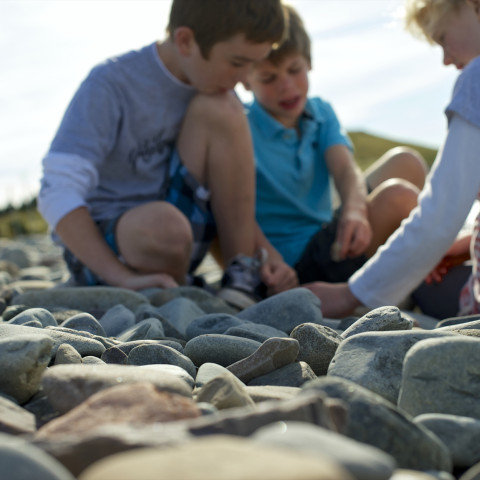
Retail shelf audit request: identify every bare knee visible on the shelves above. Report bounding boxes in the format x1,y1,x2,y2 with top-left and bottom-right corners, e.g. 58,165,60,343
117,202,193,281
371,178,420,216
187,92,245,130
366,146,428,191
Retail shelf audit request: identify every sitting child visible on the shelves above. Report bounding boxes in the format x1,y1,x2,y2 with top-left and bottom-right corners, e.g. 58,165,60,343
244,4,427,287
303,0,480,319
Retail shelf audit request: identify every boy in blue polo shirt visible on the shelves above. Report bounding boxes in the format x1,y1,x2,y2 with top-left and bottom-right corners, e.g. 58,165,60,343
244,4,428,284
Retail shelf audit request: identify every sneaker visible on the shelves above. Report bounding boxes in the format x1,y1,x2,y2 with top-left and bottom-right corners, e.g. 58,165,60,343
217,249,268,310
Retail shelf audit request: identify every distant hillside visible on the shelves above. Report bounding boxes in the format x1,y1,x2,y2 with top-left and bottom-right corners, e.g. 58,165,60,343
348,130,438,171
0,131,438,238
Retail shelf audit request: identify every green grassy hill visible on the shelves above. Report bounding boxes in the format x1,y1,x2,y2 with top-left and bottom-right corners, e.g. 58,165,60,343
348,131,438,171
0,131,438,239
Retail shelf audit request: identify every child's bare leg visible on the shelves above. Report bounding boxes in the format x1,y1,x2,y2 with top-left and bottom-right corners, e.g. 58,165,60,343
365,179,420,257
364,146,428,191
115,201,193,284
176,92,256,264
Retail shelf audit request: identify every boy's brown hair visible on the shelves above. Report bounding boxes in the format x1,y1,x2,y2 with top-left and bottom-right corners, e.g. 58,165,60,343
167,0,287,59
266,4,311,66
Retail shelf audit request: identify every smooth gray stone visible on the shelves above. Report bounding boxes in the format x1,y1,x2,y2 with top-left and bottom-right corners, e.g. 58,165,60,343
23,394,60,429
247,361,317,387
438,319,480,332
0,243,36,268
253,421,396,480
99,304,136,337
245,385,301,403
341,306,413,339
0,395,36,434
237,288,323,334
195,363,231,389
116,318,165,342
224,323,289,342
32,423,192,478
148,286,238,314
290,322,342,375
184,334,261,367
41,364,193,414
0,334,53,404
8,307,57,327
127,343,196,378
195,371,255,410
459,462,480,480
185,313,245,340
187,390,344,437
139,364,195,389
302,376,452,472
2,304,29,321
45,325,116,350
82,356,106,365
415,413,480,468
54,343,83,365
328,330,456,404
101,339,183,365
227,337,300,384
436,314,480,328
62,312,106,336
23,320,43,328
399,336,480,419
156,297,206,338
36,325,106,358
11,286,149,314
0,432,76,480
134,303,166,323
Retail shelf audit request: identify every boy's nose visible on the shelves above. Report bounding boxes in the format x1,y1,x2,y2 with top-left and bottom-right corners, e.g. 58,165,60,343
442,49,453,66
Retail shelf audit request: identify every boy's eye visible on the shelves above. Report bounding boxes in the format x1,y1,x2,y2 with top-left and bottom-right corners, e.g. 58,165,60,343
231,61,246,68
288,67,302,74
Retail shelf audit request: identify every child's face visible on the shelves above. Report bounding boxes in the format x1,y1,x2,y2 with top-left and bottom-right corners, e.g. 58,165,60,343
432,2,480,69
246,53,310,129
184,33,273,95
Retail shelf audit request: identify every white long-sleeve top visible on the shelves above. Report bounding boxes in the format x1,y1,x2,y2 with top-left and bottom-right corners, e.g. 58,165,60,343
349,57,480,309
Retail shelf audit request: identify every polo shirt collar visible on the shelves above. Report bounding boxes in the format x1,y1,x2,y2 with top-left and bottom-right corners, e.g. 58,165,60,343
248,98,325,140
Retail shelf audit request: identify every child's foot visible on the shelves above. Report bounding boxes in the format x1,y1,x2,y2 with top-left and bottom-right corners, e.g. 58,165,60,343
217,249,267,309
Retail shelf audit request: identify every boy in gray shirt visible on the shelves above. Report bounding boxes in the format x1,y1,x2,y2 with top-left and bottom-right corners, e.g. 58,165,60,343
39,0,297,309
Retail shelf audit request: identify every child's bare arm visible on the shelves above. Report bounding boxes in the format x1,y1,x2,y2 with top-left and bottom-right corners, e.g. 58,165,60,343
325,145,372,260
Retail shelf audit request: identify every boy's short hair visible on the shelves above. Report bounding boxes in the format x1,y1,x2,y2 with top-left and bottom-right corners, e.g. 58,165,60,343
167,0,287,59
404,0,464,43
266,4,311,65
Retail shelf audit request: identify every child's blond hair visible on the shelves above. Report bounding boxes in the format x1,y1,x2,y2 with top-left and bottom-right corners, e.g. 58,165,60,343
404,0,465,43
167,0,287,59
266,4,311,66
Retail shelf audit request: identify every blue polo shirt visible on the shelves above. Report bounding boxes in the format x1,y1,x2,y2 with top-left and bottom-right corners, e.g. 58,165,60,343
247,97,352,266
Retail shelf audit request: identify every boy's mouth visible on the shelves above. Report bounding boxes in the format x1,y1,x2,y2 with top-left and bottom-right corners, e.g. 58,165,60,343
279,96,301,110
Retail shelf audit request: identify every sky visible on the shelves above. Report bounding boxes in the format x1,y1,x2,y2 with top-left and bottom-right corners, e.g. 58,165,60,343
0,0,460,210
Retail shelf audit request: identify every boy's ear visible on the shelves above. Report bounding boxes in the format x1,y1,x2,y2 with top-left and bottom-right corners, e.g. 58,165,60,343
173,26,195,56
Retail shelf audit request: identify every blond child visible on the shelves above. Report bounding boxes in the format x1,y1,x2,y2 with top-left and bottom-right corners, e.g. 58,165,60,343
244,5,427,286
305,0,480,318
38,0,297,309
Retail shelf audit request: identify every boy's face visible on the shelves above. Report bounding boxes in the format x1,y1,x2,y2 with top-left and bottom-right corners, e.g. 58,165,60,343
432,1,480,69
183,33,273,95
245,53,310,129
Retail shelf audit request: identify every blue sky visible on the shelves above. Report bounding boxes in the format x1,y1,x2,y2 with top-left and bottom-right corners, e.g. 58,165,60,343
0,0,460,209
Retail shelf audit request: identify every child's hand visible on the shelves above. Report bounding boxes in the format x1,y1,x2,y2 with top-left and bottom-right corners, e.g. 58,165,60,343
302,281,360,318
261,260,298,296
335,209,372,260
425,234,471,284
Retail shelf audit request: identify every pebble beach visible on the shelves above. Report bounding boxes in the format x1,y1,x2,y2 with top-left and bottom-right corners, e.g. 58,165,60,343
1,234,480,480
